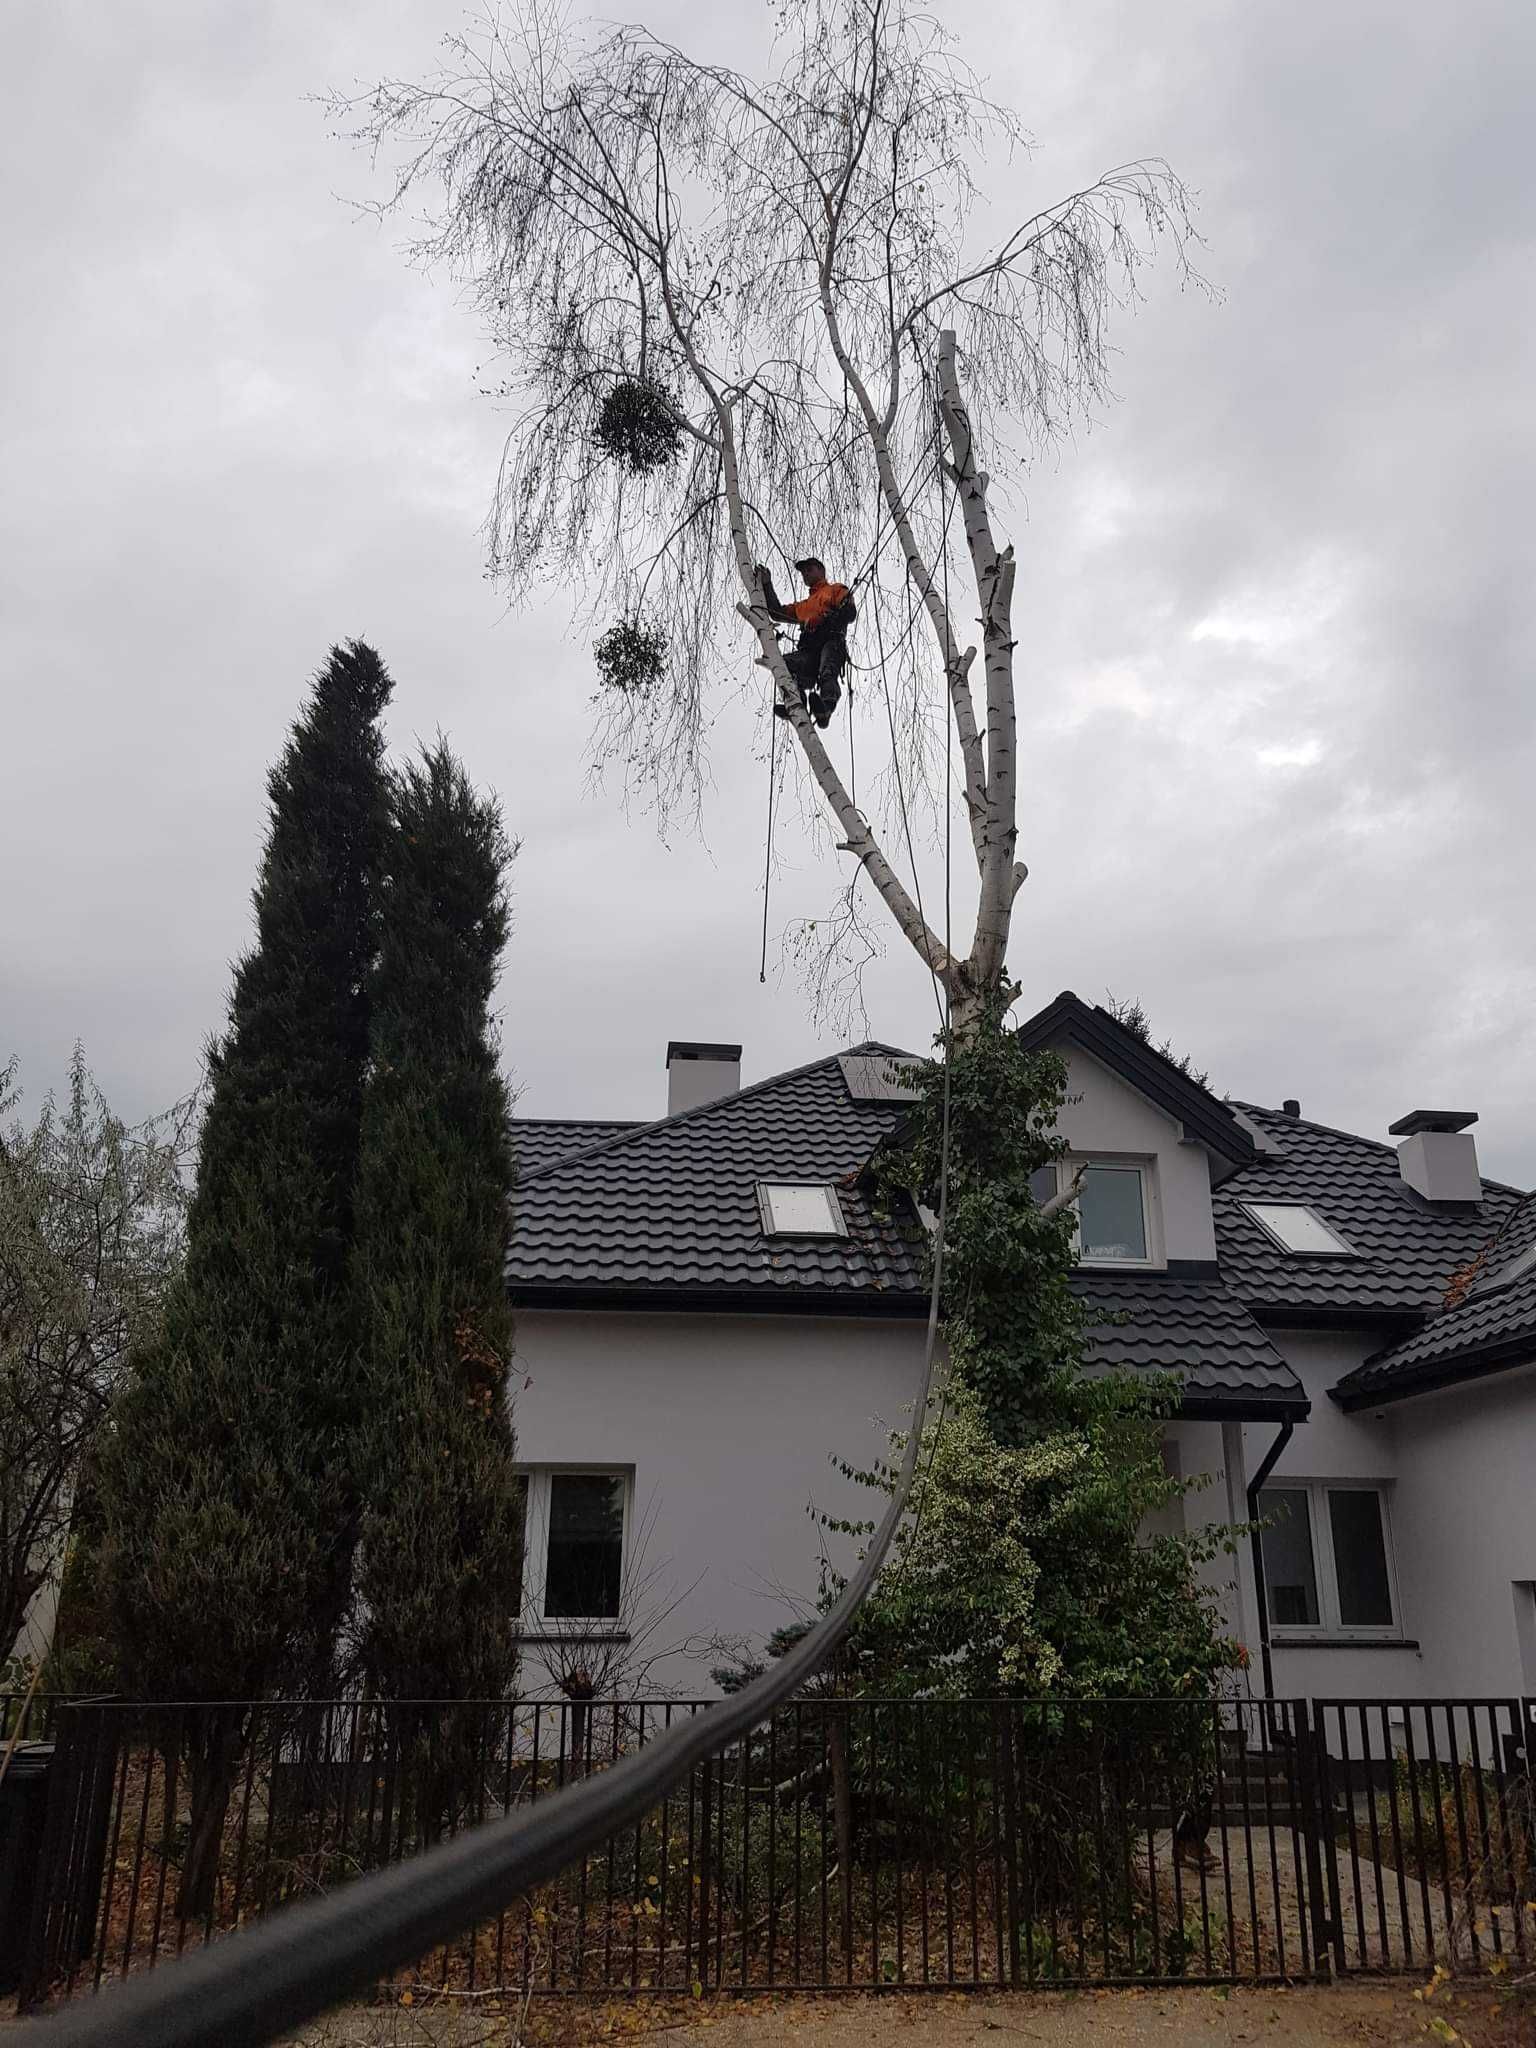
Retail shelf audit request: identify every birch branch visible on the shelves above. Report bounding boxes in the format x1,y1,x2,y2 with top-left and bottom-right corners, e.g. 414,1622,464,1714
814,275,990,872
1040,1165,1086,1221
936,330,1019,995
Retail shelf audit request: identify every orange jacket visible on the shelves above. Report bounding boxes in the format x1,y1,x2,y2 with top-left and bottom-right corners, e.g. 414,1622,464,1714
787,582,851,630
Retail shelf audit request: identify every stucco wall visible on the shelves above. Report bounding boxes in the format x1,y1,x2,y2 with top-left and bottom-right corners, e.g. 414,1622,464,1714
509,1308,926,1694
1163,1419,1250,1648
1240,1329,1427,1697
1376,1365,1536,1698
1243,1333,1536,1700
1057,1047,1219,1263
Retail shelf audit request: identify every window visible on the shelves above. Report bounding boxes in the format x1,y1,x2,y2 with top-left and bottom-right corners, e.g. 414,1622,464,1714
757,1182,848,1237
1078,1165,1150,1263
1033,1158,1159,1265
1243,1201,1356,1257
1258,1481,1398,1636
517,1469,629,1628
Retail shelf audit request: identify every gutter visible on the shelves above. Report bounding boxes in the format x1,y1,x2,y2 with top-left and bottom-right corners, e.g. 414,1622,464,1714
1244,1418,1294,1699
1332,1339,1536,1411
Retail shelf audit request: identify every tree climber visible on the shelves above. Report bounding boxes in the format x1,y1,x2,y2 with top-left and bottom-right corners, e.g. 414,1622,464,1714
755,556,856,729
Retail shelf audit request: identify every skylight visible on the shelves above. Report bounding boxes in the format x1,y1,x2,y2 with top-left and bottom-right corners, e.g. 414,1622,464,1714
1243,1201,1357,1257
838,1052,921,1102
757,1182,848,1238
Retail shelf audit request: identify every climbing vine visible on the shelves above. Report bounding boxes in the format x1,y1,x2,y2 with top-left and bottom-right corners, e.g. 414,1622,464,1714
843,1017,1247,1701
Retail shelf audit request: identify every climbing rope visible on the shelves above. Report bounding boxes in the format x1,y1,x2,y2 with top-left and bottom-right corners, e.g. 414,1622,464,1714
759,688,779,984
755,403,951,998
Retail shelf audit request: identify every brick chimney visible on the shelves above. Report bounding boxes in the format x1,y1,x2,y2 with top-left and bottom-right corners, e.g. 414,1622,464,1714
1389,1109,1481,1204
666,1041,742,1116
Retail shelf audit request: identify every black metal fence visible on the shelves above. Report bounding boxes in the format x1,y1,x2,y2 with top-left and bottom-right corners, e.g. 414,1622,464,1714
1,1693,71,1744
12,1693,1535,2010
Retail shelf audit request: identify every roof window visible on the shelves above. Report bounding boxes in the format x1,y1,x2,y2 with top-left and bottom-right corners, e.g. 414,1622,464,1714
1243,1201,1357,1257
757,1182,848,1238
838,1051,921,1102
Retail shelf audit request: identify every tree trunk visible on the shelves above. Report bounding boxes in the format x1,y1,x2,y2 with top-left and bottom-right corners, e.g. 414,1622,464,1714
177,1711,244,1922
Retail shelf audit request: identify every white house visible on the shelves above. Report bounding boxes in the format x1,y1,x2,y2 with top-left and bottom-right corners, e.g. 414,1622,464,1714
507,996,1536,1703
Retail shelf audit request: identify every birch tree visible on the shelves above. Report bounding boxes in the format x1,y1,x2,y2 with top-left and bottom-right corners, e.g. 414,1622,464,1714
0,1053,192,1669
332,0,1198,1037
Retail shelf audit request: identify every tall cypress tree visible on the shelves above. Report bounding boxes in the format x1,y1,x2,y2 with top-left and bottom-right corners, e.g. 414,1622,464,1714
98,642,391,1910
351,742,521,1711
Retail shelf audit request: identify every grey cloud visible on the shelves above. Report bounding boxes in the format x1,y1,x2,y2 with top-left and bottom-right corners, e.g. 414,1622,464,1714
2,0,1532,1184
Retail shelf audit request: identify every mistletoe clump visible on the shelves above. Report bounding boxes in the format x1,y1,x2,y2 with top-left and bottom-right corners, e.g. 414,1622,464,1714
592,379,682,475
594,615,668,697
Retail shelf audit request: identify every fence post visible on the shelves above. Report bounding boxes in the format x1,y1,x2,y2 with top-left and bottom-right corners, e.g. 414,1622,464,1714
1293,1701,1344,1978
15,1700,112,2010
696,1752,712,1990
995,1703,1021,1986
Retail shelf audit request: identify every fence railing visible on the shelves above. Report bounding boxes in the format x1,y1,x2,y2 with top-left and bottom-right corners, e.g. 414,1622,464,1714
1,1693,75,1745
13,1693,1535,2011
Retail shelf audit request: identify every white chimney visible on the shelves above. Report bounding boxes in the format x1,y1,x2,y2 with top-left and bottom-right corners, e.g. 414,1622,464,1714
1389,1109,1481,1203
666,1040,742,1117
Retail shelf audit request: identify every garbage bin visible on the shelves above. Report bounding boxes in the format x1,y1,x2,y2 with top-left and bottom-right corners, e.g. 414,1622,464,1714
0,1744,54,1994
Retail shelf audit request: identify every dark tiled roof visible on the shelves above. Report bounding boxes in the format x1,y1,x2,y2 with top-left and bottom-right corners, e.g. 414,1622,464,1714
1016,992,1258,1168
1213,1103,1525,1321
508,1044,928,1310
1074,1274,1308,1414
1334,1195,1536,1405
514,1119,640,1178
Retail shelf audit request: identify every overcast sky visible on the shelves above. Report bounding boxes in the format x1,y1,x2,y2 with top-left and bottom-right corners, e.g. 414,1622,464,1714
4,0,1533,1182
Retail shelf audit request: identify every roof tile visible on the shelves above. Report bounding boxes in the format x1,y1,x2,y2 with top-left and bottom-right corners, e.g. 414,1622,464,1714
509,1045,927,1304
1213,1104,1524,1319
1075,1274,1307,1408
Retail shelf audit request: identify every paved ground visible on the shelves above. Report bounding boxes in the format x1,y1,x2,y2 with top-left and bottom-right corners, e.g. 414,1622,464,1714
265,1982,1531,2048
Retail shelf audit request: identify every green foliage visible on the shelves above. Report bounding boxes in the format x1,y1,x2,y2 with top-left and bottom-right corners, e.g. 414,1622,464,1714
351,744,523,1704
850,1015,1243,1702
592,379,683,475
0,1049,190,1666
97,642,393,1704
1104,991,1210,1090
594,615,668,697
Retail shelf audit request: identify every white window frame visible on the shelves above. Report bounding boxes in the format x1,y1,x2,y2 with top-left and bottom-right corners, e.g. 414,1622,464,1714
1260,1478,1402,1642
515,1466,633,1637
756,1181,849,1238
1242,1200,1358,1258
1044,1155,1163,1270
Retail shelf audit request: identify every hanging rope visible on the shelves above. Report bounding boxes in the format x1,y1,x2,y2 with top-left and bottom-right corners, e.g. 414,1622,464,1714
759,689,779,983
847,677,856,811
885,395,965,1596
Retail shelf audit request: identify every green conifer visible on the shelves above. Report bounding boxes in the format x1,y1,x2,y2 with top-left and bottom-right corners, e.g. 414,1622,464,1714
97,642,392,1911
351,743,522,1710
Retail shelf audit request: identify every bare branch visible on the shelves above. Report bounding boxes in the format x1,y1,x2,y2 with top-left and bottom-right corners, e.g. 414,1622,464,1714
328,0,1201,1025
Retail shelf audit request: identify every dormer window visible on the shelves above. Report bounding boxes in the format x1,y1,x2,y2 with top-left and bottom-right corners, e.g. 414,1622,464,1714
1037,1158,1160,1267
1077,1163,1151,1264
1243,1201,1356,1257
757,1182,848,1238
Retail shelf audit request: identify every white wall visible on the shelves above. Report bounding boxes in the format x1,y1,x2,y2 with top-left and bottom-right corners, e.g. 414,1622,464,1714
1379,1365,1536,1699
509,1308,927,1695
6,1573,62,1675
1057,1046,1219,1263
1243,1333,1536,1700
1163,1419,1256,1655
